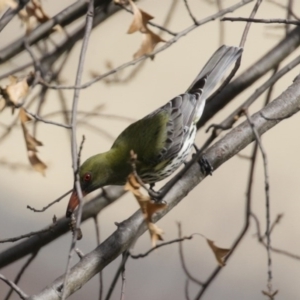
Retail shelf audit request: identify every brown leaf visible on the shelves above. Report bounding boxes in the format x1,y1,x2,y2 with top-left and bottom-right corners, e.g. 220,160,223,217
127,0,154,34
0,75,32,112
124,173,150,202
134,31,165,59
18,0,52,34
19,108,47,175
143,200,166,222
19,107,32,123
28,151,47,176
148,222,164,247
125,172,166,246
206,239,230,267
20,109,43,151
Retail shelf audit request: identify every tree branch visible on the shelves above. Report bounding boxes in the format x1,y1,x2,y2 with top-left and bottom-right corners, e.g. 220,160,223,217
28,74,300,300
0,273,28,300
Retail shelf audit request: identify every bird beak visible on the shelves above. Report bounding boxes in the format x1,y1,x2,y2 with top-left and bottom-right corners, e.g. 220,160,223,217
66,189,86,218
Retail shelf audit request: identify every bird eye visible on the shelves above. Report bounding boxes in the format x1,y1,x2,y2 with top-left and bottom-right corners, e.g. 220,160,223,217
83,172,92,182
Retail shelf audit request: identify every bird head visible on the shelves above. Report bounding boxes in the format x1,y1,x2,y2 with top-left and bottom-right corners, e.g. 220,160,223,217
66,153,114,218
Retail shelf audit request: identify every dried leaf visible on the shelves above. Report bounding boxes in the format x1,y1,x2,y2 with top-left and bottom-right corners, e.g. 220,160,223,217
148,222,164,247
28,151,47,175
20,109,43,151
206,239,230,267
19,108,47,175
125,172,166,246
0,74,33,112
124,173,149,201
18,0,53,33
134,31,165,59
127,0,153,34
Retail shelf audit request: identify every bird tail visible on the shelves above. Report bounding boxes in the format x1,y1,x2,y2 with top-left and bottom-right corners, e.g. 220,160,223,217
186,45,242,123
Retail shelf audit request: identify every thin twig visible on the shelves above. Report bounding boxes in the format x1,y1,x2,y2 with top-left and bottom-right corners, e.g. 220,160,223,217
0,0,30,32
94,216,103,300
184,279,191,300
0,223,57,243
130,235,194,259
183,0,198,24
105,251,130,300
0,274,28,300
178,223,203,286
244,109,273,295
194,113,261,299
286,0,294,34
240,0,263,47
77,135,86,175
222,16,300,25
24,41,41,76
120,252,126,300
39,0,253,90
75,248,84,259
62,1,94,299
251,213,300,260
4,251,38,300
24,108,71,129
27,189,72,212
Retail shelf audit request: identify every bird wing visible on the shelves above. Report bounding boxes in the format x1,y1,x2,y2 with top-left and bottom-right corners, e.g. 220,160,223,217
144,92,201,165
111,95,197,168
112,45,242,169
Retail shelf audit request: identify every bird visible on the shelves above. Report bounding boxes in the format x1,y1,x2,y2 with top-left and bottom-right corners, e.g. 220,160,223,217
66,45,242,217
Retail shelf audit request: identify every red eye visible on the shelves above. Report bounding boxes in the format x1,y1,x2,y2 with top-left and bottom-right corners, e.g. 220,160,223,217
83,172,92,182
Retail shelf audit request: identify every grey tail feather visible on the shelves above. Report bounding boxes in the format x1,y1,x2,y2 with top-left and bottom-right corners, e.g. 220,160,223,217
186,45,243,100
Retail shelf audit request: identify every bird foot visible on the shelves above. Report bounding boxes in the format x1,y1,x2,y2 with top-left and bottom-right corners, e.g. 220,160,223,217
148,188,166,204
192,143,213,175
148,188,162,202
198,155,213,176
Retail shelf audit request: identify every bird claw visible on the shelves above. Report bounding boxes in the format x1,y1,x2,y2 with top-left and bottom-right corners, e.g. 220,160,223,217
148,188,162,202
198,155,213,176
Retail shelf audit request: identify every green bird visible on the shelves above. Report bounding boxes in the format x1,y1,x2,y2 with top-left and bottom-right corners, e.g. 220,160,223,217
66,45,242,217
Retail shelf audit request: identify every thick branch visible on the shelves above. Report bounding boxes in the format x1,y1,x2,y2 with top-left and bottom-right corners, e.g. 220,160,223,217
29,76,300,300
0,187,125,269
0,0,114,64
